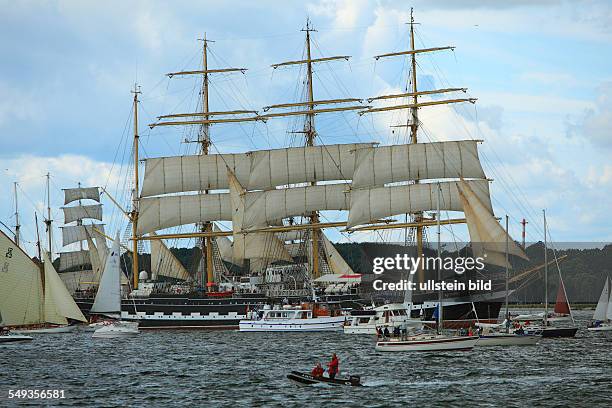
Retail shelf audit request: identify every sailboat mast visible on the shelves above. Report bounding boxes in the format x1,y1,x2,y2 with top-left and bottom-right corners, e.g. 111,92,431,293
13,182,20,246
200,34,214,291
543,209,548,325
505,215,509,333
35,213,42,260
408,8,425,284
436,182,442,334
304,19,320,279
45,172,52,257
132,84,141,289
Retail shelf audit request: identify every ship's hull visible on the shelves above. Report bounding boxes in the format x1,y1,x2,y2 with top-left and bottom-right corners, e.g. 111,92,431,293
239,316,345,332
75,293,502,329
375,335,479,352
476,333,540,346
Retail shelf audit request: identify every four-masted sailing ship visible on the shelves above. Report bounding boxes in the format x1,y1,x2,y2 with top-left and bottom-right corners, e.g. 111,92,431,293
58,12,527,329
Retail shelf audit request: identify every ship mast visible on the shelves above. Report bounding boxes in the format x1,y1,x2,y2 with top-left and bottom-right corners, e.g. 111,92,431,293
44,172,52,257
131,84,141,289
149,35,253,291
362,8,476,283
13,182,20,246
266,18,363,279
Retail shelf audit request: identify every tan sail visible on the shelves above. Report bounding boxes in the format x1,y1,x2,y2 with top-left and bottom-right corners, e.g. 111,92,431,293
63,187,100,205
140,143,373,197
61,224,106,246
150,231,191,281
42,251,87,323
0,230,44,326
229,169,292,263
58,250,91,272
457,180,528,268
351,140,485,188
61,204,103,224
321,233,354,275
84,230,103,282
347,179,491,228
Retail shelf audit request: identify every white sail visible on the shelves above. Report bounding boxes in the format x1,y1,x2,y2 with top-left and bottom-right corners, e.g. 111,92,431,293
140,143,373,197
150,232,191,281
352,140,486,188
92,228,109,266
248,143,373,191
347,179,491,228
457,180,528,267
63,187,100,204
228,169,292,263
91,233,122,315
42,251,87,323
137,193,230,235
0,230,44,326
58,250,91,271
62,204,103,224
321,233,354,275
593,277,609,321
215,234,235,263
242,183,350,229
62,224,106,246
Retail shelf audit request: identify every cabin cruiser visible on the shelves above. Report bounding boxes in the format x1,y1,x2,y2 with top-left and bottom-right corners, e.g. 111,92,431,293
239,304,345,332
344,303,423,334
0,327,33,344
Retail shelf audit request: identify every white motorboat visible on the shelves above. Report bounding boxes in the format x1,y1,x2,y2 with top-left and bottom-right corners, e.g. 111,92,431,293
239,305,345,332
475,321,539,346
344,303,423,335
376,333,479,352
0,328,33,343
92,321,139,338
587,277,612,331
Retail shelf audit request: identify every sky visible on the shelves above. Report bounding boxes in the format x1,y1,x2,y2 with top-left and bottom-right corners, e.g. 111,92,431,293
1,0,611,257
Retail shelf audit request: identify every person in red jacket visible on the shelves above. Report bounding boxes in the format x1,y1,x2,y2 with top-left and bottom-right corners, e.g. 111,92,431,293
327,353,339,379
311,362,324,377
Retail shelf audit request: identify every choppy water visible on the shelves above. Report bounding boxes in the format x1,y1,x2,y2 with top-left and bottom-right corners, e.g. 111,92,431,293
1,310,611,407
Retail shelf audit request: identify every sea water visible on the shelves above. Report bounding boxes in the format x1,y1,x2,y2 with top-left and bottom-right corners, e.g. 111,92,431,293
1,310,610,407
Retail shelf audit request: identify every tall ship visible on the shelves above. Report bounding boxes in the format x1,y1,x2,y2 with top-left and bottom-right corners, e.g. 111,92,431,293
61,11,530,329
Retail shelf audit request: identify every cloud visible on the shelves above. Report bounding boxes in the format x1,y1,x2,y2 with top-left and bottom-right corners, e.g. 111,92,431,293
566,81,612,148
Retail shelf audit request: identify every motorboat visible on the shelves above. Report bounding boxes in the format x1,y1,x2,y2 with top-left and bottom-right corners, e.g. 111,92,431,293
287,371,362,387
0,328,33,344
239,304,345,332
92,321,140,339
343,303,423,335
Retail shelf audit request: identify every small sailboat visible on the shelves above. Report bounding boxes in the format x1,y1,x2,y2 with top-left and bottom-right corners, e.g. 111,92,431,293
475,216,539,347
0,229,88,334
587,277,612,331
91,233,139,339
375,184,478,352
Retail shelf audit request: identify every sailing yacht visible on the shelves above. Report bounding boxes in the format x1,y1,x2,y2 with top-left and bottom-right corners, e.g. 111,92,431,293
0,229,88,334
91,233,139,338
587,277,612,331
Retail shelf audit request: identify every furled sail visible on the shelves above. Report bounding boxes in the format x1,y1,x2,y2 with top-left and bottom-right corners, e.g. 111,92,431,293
351,140,485,188
457,180,528,268
62,204,103,224
0,230,44,326
85,231,103,282
321,233,354,275
150,232,191,281
242,183,350,229
137,194,230,235
140,143,374,197
91,233,122,315
63,187,101,205
59,250,91,272
347,179,491,228
62,224,106,246
593,277,609,321
229,169,292,263
42,252,87,323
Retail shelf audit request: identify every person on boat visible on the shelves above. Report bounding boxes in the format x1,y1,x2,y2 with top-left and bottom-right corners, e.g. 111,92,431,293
327,353,339,379
467,326,474,336
376,327,382,338
311,362,324,378
393,326,400,337
383,327,390,338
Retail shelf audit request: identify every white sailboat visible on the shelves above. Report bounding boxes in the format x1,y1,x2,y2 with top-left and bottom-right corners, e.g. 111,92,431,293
587,277,612,331
91,233,139,338
0,229,88,334
375,183,479,352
